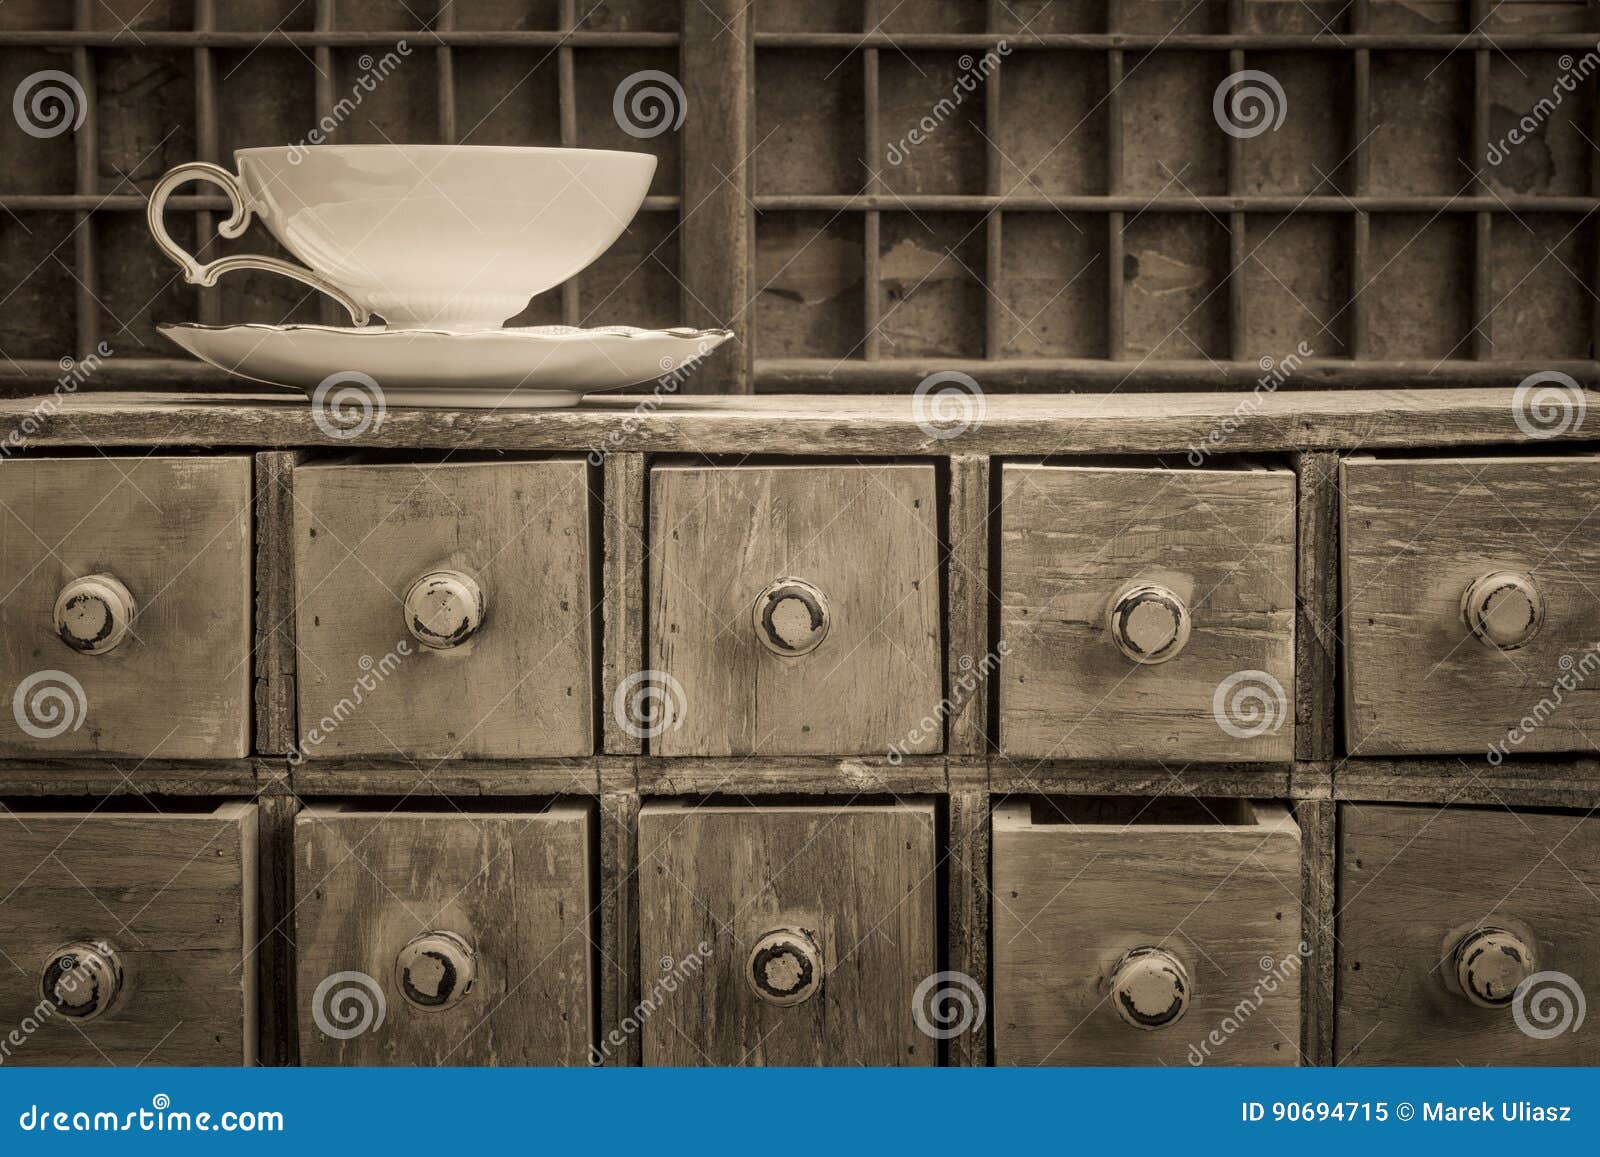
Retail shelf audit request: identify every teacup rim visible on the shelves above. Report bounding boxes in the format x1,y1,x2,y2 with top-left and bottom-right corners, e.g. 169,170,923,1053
234,144,655,162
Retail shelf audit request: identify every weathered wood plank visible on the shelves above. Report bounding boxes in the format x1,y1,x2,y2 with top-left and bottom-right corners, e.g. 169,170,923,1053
946,456,992,755
947,788,990,1066
253,451,299,756
1294,451,1339,763
1295,798,1336,1067
598,790,642,1066
602,453,646,755
8,388,1586,456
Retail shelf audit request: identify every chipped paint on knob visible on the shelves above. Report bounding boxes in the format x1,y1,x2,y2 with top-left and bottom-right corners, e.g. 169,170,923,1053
41,941,124,1021
1462,572,1543,650
395,930,477,1011
753,578,829,657
1111,947,1190,1029
747,927,823,1006
1108,583,1191,665
404,570,485,649
54,574,136,655
1454,927,1535,1009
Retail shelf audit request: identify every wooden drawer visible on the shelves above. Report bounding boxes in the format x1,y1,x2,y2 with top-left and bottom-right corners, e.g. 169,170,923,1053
993,798,1302,1065
0,802,257,1065
0,456,253,758
1338,803,1599,1065
293,459,593,759
1342,456,1600,755
648,463,941,756
295,803,592,1065
637,801,937,1064
1000,464,1296,761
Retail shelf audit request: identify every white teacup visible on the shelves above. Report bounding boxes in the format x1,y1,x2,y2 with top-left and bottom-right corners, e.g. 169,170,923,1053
147,145,657,331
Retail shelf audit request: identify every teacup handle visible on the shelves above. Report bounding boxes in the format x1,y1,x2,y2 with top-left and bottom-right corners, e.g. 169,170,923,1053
146,161,370,325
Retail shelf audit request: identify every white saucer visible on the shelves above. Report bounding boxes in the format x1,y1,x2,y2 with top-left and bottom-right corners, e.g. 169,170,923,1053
158,322,733,408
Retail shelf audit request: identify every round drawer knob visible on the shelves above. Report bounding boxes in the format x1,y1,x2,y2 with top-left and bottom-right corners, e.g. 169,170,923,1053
395,931,477,1011
54,574,136,655
747,927,823,1006
1454,927,1535,1009
753,578,830,657
1462,572,1543,650
1108,584,1191,665
1110,947,1190,1029
41,941,124,1021
404,570,485,649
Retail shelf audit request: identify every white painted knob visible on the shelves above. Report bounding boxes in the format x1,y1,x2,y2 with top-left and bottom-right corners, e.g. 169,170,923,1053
747,927,823,1006
41,941,125,1021
54,574,136,655
404,570,485,649
753,578,830,657
1108,584,1191,664
1110,947,1190,1029
1462,572,1543,650
1454,927,1535,1009
395,930,477,1011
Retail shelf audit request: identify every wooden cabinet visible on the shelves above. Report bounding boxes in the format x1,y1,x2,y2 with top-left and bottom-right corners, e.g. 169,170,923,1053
648,463,942,756
294,803,593,1065
292,459,594,760
1000,464,1297,761
993,798,1302,1065
637,801,937,1064
0,802,258,1065
1338,803,1599,1065
1342,455,1600,756
0,456,253,758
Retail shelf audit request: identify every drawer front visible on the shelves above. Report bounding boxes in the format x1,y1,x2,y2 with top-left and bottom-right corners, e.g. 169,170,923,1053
0,803,257,1065
1338,803,1599,1065
0,456,253,758
637,802,937,1064
993,799,1302,1065
293,459,593,759
1342,456,1600,755
649,464,941,756
1000,464,1296,761
295,804,592,1065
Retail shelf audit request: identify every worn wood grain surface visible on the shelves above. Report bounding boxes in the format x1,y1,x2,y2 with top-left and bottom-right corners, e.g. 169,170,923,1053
1000,464,1297,761
601,452,646,755
294,803,593,1066
3,388,1591,454
293,459,593,760
638,801,937,1065
1342,455,1600,756
0,802,257,1065
993,798,1303,1065
253,451,299,756
649,463,942,756
0,456,254,759
1338,802,1600,1064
